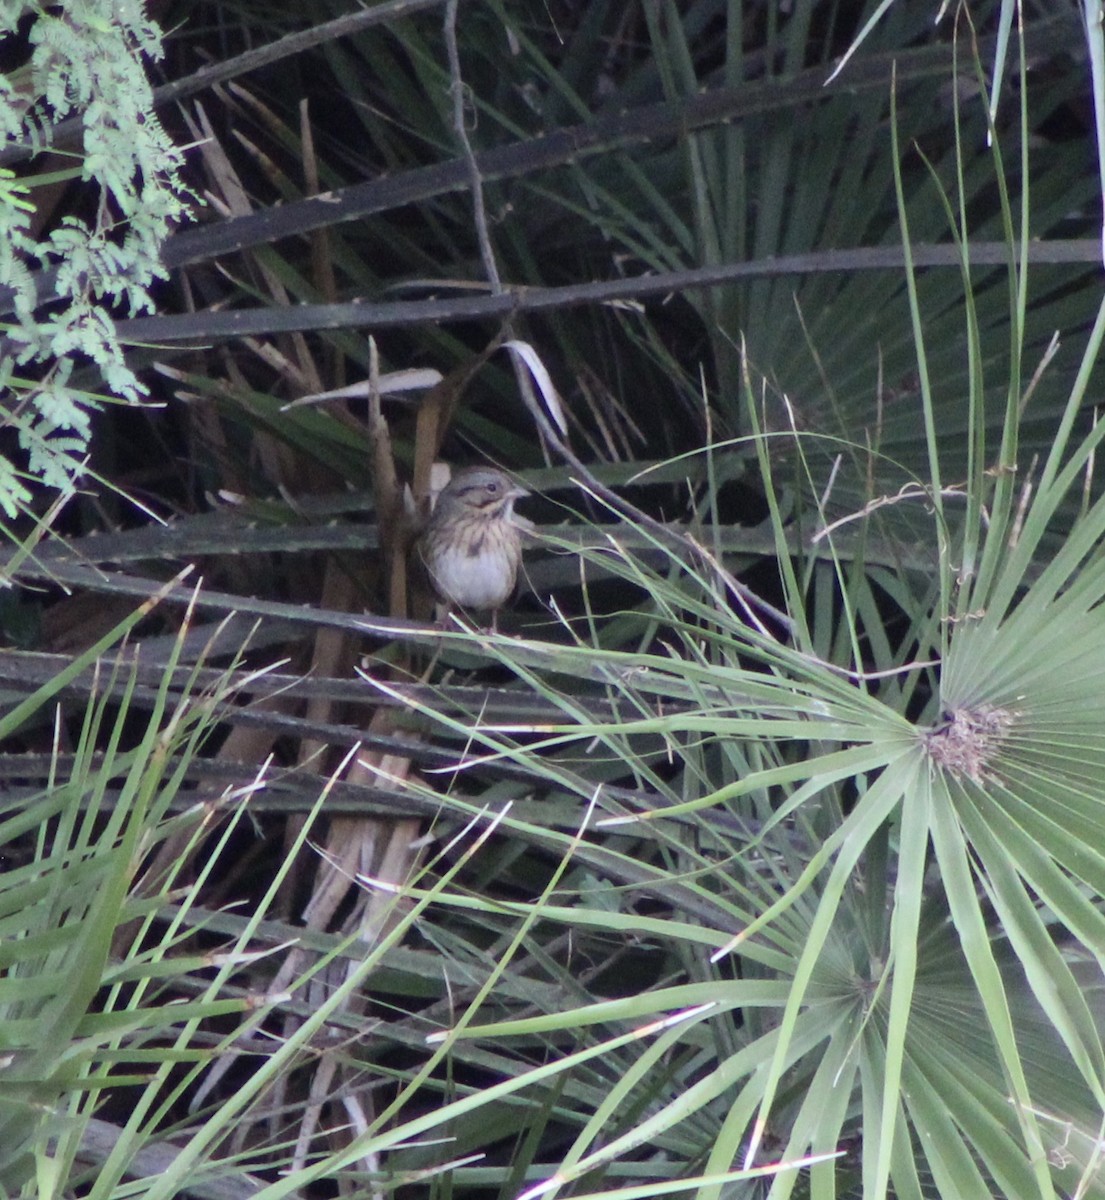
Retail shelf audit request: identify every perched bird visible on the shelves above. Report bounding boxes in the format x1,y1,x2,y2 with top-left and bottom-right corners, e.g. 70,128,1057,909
418,466,529,625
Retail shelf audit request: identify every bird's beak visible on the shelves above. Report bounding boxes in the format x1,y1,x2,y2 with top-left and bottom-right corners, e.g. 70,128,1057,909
508,482,530,501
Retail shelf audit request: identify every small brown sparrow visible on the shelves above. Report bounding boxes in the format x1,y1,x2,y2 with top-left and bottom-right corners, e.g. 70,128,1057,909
418,466,529,624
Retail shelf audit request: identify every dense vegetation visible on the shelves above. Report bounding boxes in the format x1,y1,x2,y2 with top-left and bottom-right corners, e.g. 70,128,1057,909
2,2,1105,1197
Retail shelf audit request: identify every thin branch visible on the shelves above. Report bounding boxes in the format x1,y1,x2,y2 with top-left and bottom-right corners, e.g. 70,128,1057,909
114,239,1102,347
444,0,501,293
0,0,450,165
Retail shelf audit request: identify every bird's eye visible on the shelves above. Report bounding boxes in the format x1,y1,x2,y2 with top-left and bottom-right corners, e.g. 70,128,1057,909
486,481,500,494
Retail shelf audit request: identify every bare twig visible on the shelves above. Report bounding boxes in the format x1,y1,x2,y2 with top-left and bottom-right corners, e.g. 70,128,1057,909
114,240,1105,348
444,0,501,293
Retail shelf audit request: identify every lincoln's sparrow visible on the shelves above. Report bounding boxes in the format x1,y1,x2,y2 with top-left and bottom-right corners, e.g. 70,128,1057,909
418,466,529,623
